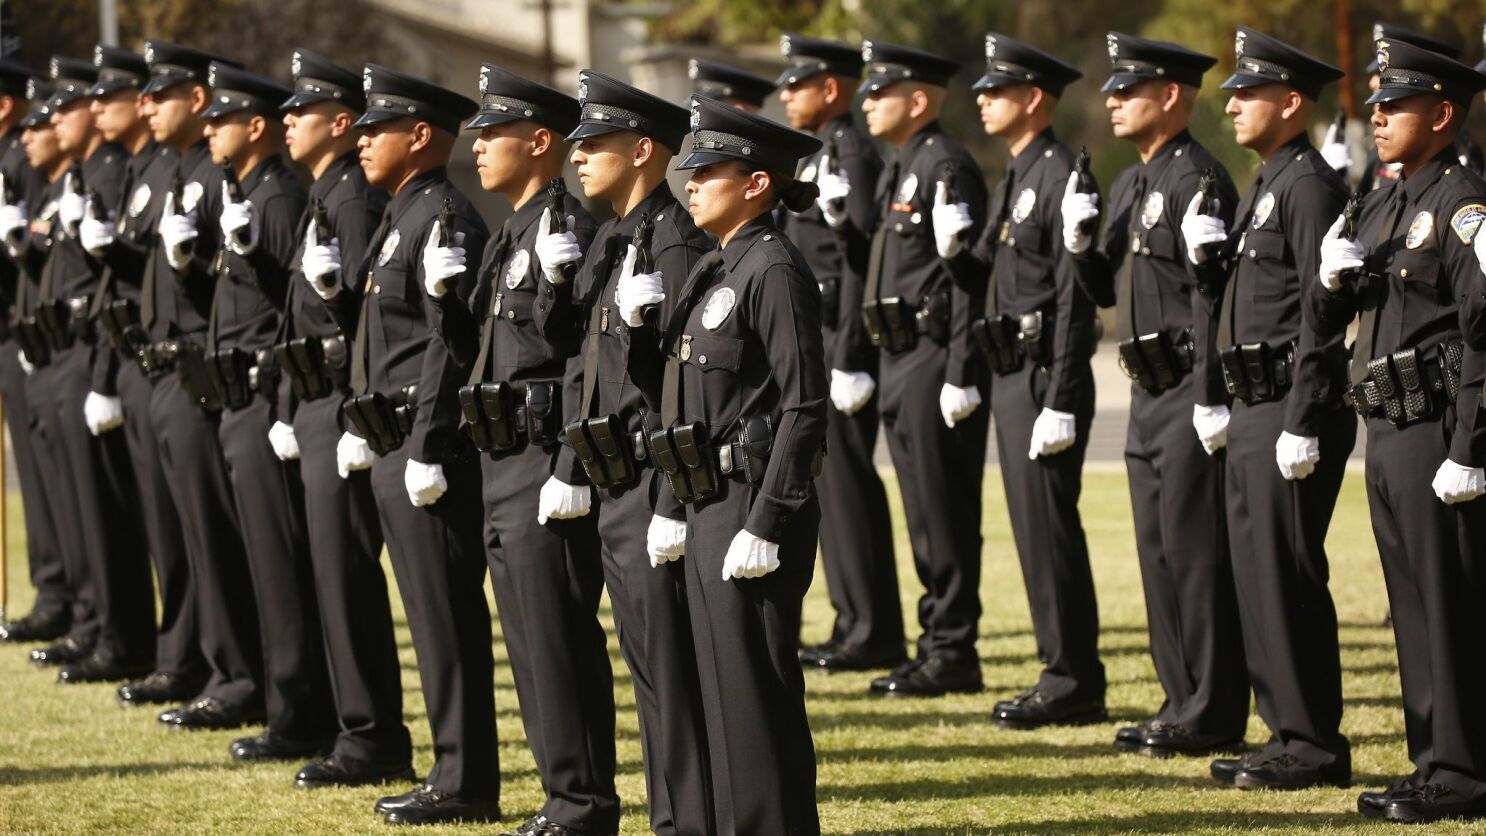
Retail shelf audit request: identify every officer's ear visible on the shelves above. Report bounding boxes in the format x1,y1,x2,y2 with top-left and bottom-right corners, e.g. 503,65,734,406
742,168,771,202
1278,89,1306,121
1024,86,1047,116
528,125,554,158
188,83,210,117
328,108,355,139
632,135,655,167
822,75,841,107
1429,98,1456,135
0,95,14,124
1158,82,1182,114
246,114,268,144
407,120,434,153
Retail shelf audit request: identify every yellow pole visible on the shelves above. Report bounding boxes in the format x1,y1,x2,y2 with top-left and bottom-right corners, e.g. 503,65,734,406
0,396,8,621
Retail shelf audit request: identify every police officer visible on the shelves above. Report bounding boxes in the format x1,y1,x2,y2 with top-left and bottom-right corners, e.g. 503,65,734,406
276,48,411,789
939,34,1106,727
198,62,337,761
83,45,208,706
854,41,990,697
635,92,825,835
35,56,156,686
1320,40,1486,824
551,69,713,834
1202,28,1357,785
1355,25,1462,194
345,64,496,826
424,63,620,835
138,41,263,731
776,33,904,672
1061,32,1250,752
688,58,775,113
0,60,69,646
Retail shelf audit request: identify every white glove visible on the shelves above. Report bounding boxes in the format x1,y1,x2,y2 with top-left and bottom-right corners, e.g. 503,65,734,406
268,421,301,461
721,529,780,580
80,198,116,257
420,219,466,298
829,369,876,415
83,392,124,435
1474,219,1486,280
534,208,582,285
1060,174,1099,255
614,243,664,327
536,475,591,524
16,348,32,375
404,459,447,507
1181,193,1228,265
158,191,198,272
1275,431,1320,481
58,173,86,237
938,383,982,428
1319,120,1352,172
646,514,687,567
0,200,25,256
1193,403,1231,455
1431,459,1486,505
336,431,374,479
932,180,971,259
1028,408,1076,460
1318,213,1365,292
815,153,850,228
219,181,259,255
301,221,343,300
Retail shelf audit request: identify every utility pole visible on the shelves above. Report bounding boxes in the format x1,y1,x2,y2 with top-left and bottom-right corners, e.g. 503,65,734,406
99,0,120,46
1335,0,1354,118
526,0,569,87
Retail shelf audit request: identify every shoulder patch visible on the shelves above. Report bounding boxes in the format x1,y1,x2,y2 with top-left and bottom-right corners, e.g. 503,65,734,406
1450,204,1486,245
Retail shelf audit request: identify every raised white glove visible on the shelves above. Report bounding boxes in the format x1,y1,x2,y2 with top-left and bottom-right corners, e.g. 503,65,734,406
646,514,687,567
1319,213,1364,292
219,181,259,255
535,208,581,285
83,391,124,435
536,475,591,524
721,529,780,580
1181,193,1228,265
1274,431,1320,481
1193,403,1231,455
815,153,850,228
420,219,466,298
932,180,971,259
1060,174,1099,255
1028,408,1077,460
301,221,343,300
1319,120,1352,172
58,173,86,237
336,431,374,479
158,191,198,272
16,348,32,375
404,459,447,507
1431,459,1486,505
829,369,875,415
0,200,26,255
268,420,300,461
614,243,664,327
80,198,116,257
939,383,982,428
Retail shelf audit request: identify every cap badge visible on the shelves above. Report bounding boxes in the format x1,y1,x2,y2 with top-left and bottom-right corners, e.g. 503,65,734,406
363,68,373,97
49,58,59,80
1234,31,1247,59
1107,34,1119,60
985,36,997,61
780,34,792,57
689,99,701,133
292,52,302,78
479,65,490,96
687,59,699,80
861,41,874,63
94,45,104,66
577,74,588,106
1376,42,1389,74
144,44,156,64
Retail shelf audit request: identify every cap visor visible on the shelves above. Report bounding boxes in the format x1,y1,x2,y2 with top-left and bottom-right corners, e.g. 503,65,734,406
675,149,740,171
352,109,404,129
564,121,627,143
1219,73,1272,91
1365,86,1425,105
142,76,187,95
1100,73,1149,94
280,91,333,111
971,72,1024,92
200,101,249,120
465,110,521,130
86,80,136,97
862,76,903,94
774,68,821,88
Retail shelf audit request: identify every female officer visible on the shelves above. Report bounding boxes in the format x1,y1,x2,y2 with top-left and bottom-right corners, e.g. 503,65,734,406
623,94,827,835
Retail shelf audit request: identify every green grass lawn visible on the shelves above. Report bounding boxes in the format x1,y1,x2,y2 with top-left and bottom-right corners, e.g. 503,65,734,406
0,467,1460,834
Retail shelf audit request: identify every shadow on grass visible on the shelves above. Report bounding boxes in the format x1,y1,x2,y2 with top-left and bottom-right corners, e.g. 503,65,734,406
822,740,1129,763
844,809,1358,834
819,770,1215,803
0,761,226,786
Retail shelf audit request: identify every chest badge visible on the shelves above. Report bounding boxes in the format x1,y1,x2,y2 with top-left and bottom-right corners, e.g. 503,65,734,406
181,181,204,214
1450,204,1485,245
378,229,401,266
129,184,153,218
1140,191,1164,229
895,173,919,209
701,287,736,330
1010,188,1036,224
1405,211,1433,249
1252,192,1276,229
504,249,530,289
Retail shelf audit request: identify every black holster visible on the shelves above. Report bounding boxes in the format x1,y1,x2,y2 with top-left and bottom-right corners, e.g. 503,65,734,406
275,334,349,402
458,381,519,452
15,316,50,367
649,421,719,504
174,339,222,411
862,296,915,354
564,412,640,489
343,386,417,456
522,381,561,447
36,300,74,352
819,278,840,326
971,314,1024,374
1219,341,1294,404
100,299,148,357
1347,340,1463,426
1117,330,1193,393
205,347,253,411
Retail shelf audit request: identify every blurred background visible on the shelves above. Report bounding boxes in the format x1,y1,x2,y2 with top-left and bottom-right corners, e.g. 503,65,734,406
7,0,1485,221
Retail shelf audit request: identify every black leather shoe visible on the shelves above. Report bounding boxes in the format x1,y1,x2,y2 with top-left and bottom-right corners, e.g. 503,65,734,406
992,687,1106,729
229,731,332,762
118,671,207,706
1212,751,1279,786
57,654,153,684
1373,782,1486,823
296,754,415,789
868,656,981,697
502,815,618,836
377,785,434,814
379,786,500,826
1140,724,1245,758
1358,774,1420,817
159,697,266,731
1115,720,1154,753
1233,751,1350,790
30,634,92,666
798,639,838,667
0,609,70,643
810,642,909,672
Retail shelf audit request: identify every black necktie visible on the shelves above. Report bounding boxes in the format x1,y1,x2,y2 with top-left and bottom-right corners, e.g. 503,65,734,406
1349,183,1406,385
1114,170,1148,342
577,235,622,418
350,206,394,394
468,225,514,386
660,250,724,426
1217,172,1263,348
864,159,900,304
985,163,1016,318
